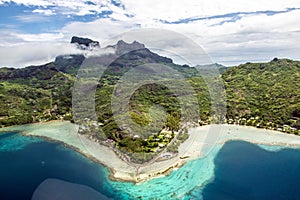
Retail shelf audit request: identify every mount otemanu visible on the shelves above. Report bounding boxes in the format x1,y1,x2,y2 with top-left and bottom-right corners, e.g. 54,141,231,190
0,36,300,166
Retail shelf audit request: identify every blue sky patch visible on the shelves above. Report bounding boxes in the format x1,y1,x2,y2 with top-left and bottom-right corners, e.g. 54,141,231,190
0,2,113,34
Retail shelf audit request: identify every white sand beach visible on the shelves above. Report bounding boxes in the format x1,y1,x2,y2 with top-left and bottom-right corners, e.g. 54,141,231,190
1,121,300,183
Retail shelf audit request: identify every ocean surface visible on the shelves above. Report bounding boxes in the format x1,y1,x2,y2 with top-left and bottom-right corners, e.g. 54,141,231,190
1,131,300,200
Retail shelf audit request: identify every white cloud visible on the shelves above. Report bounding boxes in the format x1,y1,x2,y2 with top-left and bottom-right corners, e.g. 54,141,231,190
32,8,55,16
0,0,53,7
0,0,119,16
10,32,64,42
193,9,300,64
60,18,139,43
2,0,300,21
0,41,114,68
0,42,78,67
1,0,300,66
14,14,51,23
120,0,300,22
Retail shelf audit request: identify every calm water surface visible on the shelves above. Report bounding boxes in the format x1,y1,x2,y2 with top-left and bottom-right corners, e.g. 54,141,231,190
1,132,300,200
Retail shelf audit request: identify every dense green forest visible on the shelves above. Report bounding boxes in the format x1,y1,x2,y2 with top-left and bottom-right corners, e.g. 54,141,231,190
0,39,299,161
224,58,300,133
0,63,74,126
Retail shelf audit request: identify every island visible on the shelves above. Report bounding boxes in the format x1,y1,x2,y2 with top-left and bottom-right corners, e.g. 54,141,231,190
0,37,300,183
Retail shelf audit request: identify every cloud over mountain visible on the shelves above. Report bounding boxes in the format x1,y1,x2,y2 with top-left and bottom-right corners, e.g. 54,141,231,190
0,0,300,66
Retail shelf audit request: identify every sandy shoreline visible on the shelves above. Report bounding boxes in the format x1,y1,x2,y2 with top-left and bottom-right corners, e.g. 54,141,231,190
1,121,300,183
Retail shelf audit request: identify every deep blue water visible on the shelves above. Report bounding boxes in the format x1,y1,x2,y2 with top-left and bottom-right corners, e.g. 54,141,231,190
1,132,300,200
0,132,118,200
201,141,300,200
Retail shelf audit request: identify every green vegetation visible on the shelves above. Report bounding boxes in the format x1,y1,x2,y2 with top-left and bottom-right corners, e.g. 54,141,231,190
223,58,300,133
0,63,74,126
0,44,300,163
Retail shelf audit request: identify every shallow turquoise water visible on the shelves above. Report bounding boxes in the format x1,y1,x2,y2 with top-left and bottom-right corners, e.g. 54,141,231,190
0,131,43,151
0,131,218,199
1,131,300,199
109,146,220,199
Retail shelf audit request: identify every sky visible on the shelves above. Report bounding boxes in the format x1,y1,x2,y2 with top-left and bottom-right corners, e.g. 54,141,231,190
0,0,300,67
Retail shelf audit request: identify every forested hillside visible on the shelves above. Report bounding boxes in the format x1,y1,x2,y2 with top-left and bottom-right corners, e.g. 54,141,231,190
0,38,299,160
223,58,300,132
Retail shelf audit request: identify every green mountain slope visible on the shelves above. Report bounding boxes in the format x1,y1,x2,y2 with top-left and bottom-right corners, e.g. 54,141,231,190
0,63,74,126
223,58,300,131
0,38,299,162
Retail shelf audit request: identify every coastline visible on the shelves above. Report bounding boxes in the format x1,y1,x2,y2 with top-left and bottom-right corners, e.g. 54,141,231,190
1,121,300,183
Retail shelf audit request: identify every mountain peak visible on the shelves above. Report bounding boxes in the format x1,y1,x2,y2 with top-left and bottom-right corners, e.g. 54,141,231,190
114,40,145,55
71,36,100,50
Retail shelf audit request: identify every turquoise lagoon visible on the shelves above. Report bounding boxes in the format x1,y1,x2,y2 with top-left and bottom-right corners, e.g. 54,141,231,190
1,131,300,199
